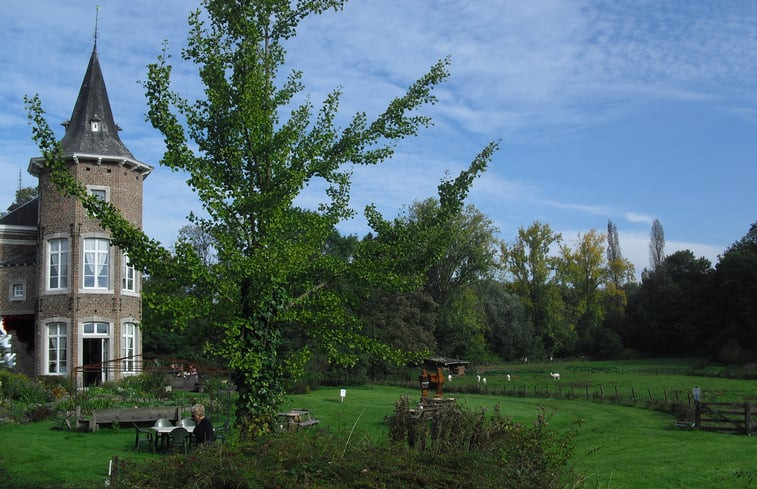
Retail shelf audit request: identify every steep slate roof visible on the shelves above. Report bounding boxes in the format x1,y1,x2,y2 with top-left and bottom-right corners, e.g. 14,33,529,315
59,46,135,159
28,45,152,177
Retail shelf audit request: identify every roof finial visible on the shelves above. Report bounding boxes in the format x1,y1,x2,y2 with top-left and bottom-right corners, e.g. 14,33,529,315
94,5,100,49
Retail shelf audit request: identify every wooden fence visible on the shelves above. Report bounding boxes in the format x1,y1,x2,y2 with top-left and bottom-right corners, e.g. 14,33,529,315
695,402,756,436
387,379,703,406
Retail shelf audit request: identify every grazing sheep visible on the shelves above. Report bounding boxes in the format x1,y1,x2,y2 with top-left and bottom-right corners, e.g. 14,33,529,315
550,372,560,381
506,374,511,381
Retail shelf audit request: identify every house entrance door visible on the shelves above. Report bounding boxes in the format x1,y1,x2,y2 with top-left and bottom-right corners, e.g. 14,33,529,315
83,338,110,386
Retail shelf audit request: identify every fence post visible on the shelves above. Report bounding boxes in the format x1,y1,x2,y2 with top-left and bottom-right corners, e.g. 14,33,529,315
599,384,604,401
614,386,620,402
648,388,653,401
631,386,636,402
695,402,701,428
745,403,752,436
585,386,589,400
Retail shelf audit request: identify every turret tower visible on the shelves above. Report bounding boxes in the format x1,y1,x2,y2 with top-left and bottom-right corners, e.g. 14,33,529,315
21,45,152,385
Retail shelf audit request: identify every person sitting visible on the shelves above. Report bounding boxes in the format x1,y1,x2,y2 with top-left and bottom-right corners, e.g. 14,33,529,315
191,403,216,444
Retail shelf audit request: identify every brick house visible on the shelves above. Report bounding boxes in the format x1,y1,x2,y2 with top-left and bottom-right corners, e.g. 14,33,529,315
0,45,152,386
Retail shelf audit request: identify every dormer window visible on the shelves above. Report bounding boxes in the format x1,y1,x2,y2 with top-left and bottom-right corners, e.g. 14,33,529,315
90,114,101,132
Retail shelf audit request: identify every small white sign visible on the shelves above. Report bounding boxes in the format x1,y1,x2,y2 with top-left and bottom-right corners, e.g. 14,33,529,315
340,389,347,401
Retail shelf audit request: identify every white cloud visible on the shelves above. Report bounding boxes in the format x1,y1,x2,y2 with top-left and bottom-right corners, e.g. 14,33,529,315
624,212,654,225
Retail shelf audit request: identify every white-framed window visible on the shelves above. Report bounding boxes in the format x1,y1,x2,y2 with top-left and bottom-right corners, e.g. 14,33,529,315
122,252,135,292
48,238,69,290
121,322,139,373
9,281,25,301
47,322,68,375
83,322,109,335
87,185,109,203
83,238,110,289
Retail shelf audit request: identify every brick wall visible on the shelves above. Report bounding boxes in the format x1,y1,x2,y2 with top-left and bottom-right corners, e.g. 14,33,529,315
33,158,145,381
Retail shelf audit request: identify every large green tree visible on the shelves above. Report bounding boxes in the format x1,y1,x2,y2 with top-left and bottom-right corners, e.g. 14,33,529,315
475,279,533,361
27,0,495,430
557,229,607,335
698,222,757,361
624,250,711,354
501,221,569,354
405,199,500,360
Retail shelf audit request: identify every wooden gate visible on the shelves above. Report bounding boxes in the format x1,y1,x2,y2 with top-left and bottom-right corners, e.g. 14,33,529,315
695,402,755,435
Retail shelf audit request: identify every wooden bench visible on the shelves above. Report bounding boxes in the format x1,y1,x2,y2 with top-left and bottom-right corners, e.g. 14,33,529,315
81,406,181,431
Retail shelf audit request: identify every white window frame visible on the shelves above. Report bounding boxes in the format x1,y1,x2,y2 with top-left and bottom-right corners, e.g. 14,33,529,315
121,252,136,292
83,238,111,290
121,322,139,374
83,322,110,335
48,237,69,291
9,281,25,301
86,185,110,203
46,321,68,375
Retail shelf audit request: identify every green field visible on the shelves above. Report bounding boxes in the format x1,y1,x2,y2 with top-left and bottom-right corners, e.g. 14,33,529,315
1,358,756,488
282,385,756,489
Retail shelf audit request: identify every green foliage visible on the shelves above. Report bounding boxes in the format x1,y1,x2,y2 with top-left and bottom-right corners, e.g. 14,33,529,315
0,371,52,404
475,279,536,360
109,405,580,489
502,221,570,354
625,250,713,355
385,397,579,488
26,0,495,430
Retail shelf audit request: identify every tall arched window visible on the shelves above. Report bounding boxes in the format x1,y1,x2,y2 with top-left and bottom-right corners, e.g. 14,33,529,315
122,252,135,292
46,322,68,375
121,322,139,374
48,238,69,290
83,238,110,289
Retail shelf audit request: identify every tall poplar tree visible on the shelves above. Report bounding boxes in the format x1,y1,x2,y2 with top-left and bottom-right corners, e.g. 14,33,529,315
26,0,495,430
649,218,665,271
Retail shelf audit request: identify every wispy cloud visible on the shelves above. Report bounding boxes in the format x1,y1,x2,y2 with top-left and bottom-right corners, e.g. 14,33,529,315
1,0,753,273
543,200,613,217
624,212,655,225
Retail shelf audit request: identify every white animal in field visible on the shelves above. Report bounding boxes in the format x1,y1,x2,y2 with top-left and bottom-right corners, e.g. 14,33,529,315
483,377,487,384
477,375,481,383
448,374,452,382
550,372,560,381
506,374,511,381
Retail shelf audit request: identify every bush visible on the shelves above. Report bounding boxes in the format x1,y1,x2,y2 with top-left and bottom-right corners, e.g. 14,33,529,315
385,396,581,488
0,371,52,404
107,397,582,489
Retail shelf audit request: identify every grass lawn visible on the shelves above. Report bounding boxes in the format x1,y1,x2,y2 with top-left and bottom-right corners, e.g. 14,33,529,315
282,383,757,488
0,422,158,488
2,358,755,488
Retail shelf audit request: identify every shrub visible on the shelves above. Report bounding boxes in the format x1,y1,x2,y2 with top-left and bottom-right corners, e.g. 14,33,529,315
110,412,583,489
385,396,581,489
0,371,52,404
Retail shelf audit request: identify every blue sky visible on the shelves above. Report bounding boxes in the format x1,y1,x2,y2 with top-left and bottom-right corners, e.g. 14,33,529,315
2,1,755,279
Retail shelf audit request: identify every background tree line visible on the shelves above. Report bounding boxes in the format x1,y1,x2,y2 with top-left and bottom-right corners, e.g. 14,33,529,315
144,198,757,386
